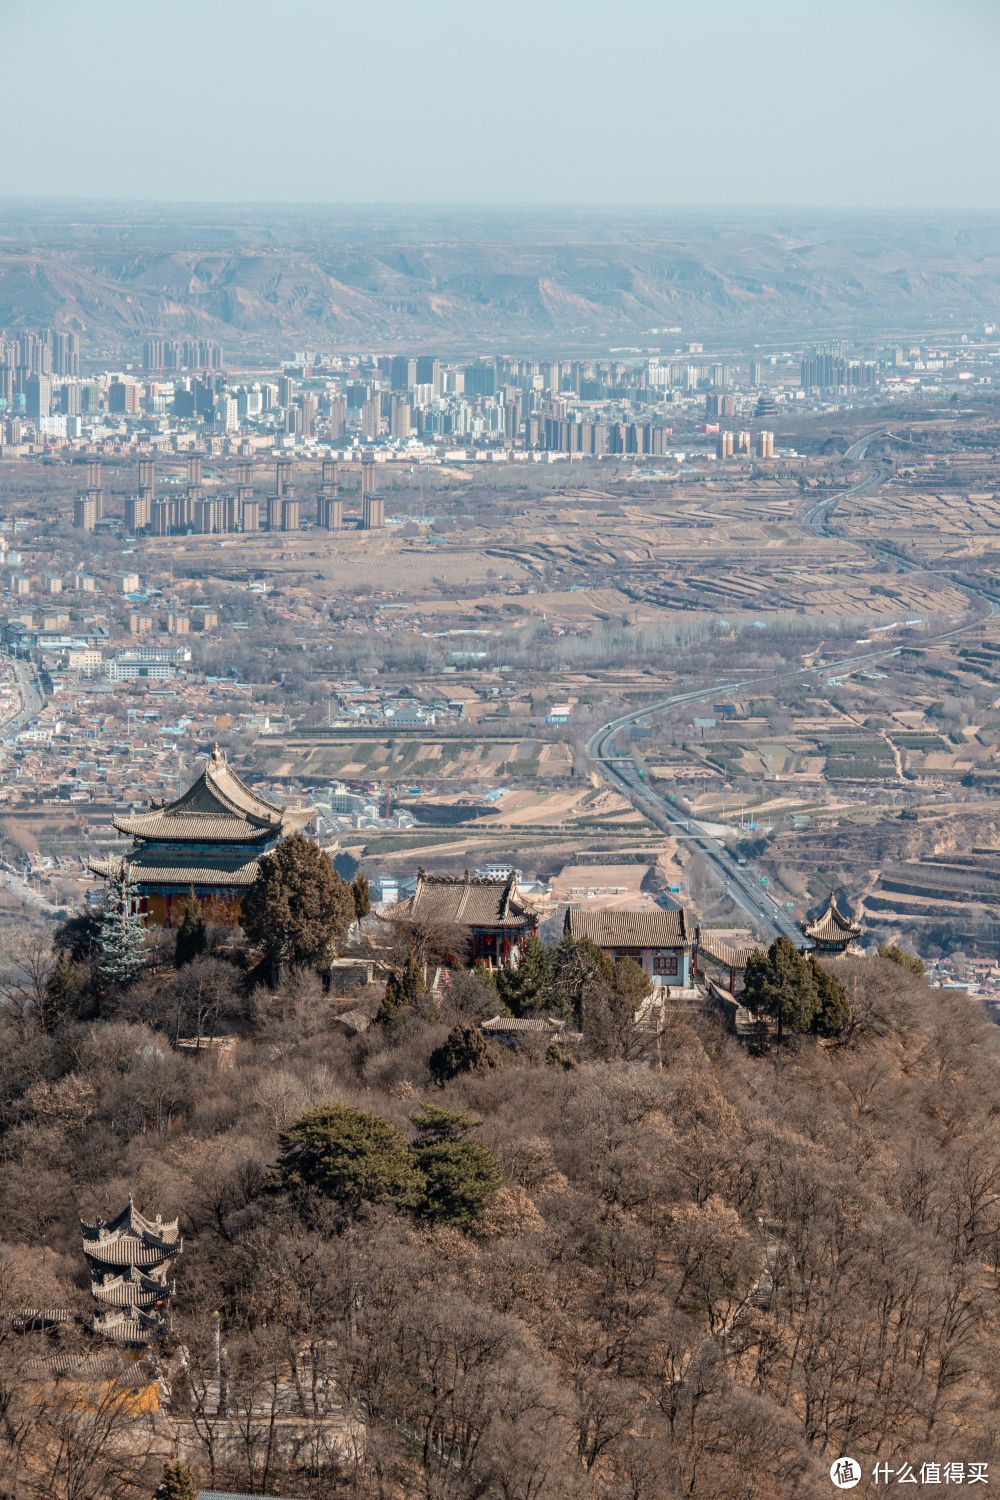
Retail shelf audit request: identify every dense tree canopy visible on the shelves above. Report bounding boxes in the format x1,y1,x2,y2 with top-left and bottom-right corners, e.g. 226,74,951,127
274,1103,420,1216
240,832,355,975
744,936,850,1039
0,906,988,1500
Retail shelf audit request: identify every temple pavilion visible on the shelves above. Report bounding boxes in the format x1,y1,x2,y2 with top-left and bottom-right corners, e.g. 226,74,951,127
87,746,313,926
802,893,863,955
387,869,538,967
81,1198,181,1344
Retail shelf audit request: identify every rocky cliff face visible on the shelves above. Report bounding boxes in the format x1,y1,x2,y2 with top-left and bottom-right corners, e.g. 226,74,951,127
3,204,1000,349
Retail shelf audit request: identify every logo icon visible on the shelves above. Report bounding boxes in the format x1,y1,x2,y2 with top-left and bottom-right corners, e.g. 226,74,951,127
830,1458,862,1490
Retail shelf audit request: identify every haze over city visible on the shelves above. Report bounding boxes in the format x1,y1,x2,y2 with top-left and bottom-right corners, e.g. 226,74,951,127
4,0,1000,207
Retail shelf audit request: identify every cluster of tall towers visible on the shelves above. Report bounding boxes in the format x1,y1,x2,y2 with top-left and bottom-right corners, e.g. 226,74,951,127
72,461,105,530
73,452,386,536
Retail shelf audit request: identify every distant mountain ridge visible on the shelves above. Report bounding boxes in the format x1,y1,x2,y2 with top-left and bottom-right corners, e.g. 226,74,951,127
2,203,1000,351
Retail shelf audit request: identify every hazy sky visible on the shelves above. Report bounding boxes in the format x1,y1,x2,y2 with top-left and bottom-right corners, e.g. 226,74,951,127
6,0,999,208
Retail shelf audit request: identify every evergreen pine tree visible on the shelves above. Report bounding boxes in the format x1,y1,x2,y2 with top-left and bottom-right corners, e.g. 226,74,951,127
743,936,818,1041
39,948,82,1033
377,951,425,1027
811,960,851,1037
174,889,208,969
877,942,926,978
275,1103,421,1215
241,832,354,977
154,1461,198,1500
428,1023,498,1084
351,871,372,922
414,1137,503,1232
97,859,147,988
410,1104,501,1232
496,936,558,1016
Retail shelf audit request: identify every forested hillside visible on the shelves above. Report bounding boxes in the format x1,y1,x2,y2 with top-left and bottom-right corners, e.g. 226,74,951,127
0,917,994,1498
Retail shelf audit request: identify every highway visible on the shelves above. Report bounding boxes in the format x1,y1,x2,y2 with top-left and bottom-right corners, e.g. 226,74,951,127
585,431,998,942
6,655,46,731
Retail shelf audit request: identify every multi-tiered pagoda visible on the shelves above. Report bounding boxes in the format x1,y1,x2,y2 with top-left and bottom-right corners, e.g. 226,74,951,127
81,1198,181,1344
803,894,863,955
87,746,313,926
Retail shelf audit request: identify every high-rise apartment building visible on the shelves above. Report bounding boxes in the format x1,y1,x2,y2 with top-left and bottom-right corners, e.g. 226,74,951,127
391,396,411,440
73,494,97,531
327,393,348,440
362,493,385,529
25,375,52,419
360,394,381,438
109,378,140,415
125,494,152,533
390,356,417,392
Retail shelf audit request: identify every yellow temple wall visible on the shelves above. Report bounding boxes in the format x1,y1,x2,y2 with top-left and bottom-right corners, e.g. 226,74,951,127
143,891,243,929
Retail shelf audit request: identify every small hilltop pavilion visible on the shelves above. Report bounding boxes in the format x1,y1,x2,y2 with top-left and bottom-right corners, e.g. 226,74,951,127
87,746,313,927
802,893,863,955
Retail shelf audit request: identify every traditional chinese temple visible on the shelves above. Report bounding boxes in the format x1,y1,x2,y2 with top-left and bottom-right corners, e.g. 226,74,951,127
388,869,538,967
564,906,693,989
81,1198,181,1344
802,893,863,954
87,746,313,926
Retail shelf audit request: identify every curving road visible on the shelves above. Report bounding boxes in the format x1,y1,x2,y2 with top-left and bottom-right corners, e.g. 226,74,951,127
585,431,999,941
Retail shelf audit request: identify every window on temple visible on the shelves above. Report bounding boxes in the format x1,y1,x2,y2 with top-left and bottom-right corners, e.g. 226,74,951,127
653,951,679,976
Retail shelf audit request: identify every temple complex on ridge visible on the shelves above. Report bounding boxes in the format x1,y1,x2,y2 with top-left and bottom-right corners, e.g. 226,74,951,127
802,893,863,955
87,746,313,926
81,1199,181,1344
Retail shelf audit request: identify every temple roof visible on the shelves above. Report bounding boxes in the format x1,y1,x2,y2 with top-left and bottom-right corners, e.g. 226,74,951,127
803,894,862,945
390,870,536,931
86,853,263,889
88,1305,166,1343
697,931,767,970
82,1199,179,1243
111,746,312,843
564,907,690,948
82,1199,181,1269
92,1268,175,1308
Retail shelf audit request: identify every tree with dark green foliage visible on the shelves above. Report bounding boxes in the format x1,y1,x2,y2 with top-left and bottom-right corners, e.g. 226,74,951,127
810,959,852,1037
496,936,557,1016
53,907,102,963
878,942,926,978
351,871,372,922
274,1103,420,1216
409,1103,502,1231
241,832,354,978
154,1461,197,1500
743,937,818,1041
377,952,425,1028
414,1136,503,1232
173,890,207,969
410,1103,479,1144
38,948,83,1033
429,1022,498,1084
